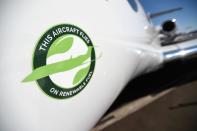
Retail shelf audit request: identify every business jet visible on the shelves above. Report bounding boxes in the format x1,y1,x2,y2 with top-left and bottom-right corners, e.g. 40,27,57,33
0,0,196,131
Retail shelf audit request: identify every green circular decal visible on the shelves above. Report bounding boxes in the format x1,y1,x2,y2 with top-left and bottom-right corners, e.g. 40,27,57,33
23,24,96,99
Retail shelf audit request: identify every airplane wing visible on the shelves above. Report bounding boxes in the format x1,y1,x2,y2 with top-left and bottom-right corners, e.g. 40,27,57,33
161,30,197,46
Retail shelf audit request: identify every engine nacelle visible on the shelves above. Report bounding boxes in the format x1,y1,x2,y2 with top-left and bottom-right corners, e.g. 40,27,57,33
162,19,177,35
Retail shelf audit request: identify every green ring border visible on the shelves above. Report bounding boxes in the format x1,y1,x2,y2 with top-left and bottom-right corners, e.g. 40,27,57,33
33,24,96,100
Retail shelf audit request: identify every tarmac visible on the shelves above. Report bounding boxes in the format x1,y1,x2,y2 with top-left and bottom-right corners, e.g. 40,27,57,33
102,58,197,131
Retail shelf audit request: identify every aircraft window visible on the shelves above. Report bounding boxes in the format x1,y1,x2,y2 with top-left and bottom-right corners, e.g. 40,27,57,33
128,0,138,12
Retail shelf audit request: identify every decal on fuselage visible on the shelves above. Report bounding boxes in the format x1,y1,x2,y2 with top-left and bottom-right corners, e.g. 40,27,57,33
23,24,96,99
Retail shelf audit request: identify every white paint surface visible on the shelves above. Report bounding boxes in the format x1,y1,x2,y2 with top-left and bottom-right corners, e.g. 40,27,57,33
0,0,164,131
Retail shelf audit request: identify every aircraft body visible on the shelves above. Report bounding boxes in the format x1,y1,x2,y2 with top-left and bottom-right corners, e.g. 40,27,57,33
0,0,196,131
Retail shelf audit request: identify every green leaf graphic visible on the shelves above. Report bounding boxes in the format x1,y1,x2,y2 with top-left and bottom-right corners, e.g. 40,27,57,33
47,36,73,58
22,47,92,82
73,65,90,85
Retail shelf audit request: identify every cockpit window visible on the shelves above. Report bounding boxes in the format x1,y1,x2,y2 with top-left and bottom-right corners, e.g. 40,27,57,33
128,0,138,12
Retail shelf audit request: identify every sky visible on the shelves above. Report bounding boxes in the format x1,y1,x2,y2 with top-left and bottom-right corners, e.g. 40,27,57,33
139,0,197,32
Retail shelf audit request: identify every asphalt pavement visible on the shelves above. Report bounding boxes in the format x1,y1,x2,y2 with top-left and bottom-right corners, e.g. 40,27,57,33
102,58,197,131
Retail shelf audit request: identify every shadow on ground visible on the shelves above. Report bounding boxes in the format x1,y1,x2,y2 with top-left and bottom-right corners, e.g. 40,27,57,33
102,59,197,131
107,58,197,113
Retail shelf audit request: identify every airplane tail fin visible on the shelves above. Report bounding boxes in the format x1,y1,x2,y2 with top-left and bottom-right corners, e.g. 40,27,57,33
149,7,183,19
